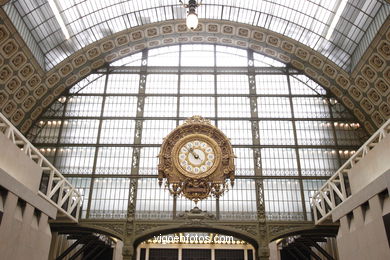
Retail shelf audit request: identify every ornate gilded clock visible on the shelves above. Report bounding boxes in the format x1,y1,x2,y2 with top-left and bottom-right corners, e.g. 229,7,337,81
158,116,235,202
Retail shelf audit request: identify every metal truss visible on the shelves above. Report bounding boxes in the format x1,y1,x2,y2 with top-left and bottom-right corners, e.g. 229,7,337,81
104,66,292,75
0,112,82,222
312,118,390,224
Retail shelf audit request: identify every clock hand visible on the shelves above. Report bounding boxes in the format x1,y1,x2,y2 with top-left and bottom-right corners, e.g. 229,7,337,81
189,147,200,159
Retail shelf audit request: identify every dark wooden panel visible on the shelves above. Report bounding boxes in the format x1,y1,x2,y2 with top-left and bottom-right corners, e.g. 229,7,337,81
140,248,146,260
215,249,244,260
182,249,211,260
149,248,178,260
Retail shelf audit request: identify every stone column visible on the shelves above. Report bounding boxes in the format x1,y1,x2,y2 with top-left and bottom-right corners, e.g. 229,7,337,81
122,212,136,260
257,245,270,260
122,242,135,260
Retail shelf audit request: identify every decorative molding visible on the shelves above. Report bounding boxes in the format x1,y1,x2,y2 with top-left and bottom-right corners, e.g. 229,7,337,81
1,10,389,134
176,207,216,223
132,220,261,247
220,224,259,236
268,223,315,240
79,221,126,239
135,223,169,235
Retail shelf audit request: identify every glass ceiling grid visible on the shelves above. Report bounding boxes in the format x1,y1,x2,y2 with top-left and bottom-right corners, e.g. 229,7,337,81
7,0,385,70
30,45,366,221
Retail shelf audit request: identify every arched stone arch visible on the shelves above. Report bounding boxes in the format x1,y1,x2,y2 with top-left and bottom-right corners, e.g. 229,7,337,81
132,224,259,250
1,11,389,134
51,222,125,241
268,224,338,242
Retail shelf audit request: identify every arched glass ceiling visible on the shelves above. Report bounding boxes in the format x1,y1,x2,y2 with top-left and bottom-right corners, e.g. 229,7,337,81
7,0,385,70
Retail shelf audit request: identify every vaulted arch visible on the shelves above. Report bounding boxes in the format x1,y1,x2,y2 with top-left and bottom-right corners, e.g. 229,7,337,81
0,12,389,134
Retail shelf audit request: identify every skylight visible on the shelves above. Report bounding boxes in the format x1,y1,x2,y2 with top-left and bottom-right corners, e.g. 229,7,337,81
7,0,385,71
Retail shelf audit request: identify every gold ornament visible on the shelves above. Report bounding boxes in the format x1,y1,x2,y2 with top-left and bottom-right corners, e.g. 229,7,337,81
158,116,235,202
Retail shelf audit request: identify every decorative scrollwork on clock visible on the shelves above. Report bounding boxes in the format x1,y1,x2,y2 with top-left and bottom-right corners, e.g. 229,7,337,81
158,116,235,202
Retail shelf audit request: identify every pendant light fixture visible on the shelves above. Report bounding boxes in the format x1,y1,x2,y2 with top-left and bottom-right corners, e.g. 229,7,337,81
179,0,202,30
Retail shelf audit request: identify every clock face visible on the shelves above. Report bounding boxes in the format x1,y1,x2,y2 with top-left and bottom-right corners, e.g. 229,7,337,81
178,139,216,175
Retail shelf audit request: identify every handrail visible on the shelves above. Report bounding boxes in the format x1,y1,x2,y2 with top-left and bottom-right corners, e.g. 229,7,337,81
312,118,390,224
0,113,82,222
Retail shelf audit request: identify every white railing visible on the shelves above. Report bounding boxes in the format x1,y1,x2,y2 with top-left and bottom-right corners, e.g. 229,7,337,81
312,118,390,224
0,113,82,222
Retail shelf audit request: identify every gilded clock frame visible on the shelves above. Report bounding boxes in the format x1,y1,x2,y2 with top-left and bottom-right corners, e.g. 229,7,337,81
158,116,235,202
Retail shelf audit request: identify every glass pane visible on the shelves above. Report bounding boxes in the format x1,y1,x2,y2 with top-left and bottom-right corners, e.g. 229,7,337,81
104,96,138,117
234,148,255,176
181,44,214,66
136,178,173,219
299,148,340,176
217,97,251,118
176,196,195,213
35,120,61,143
258,97,292,118
290,75,326,95
179,97,215,118
139,147,160,175
259,121,295,145
69,74,106,94
100,120,135,144
65,96,103,117
256,75,288,95
106,74,140,94
144,96,177,117
180,74,214,95
141,120,177,144
292,97,331,118
95,147,133,174
89,178,130,219
216,46,248,67
146,74,178,94
296,121,335,145
264,179,304,221
60,120,99,144
217,75,249,94
55,146,96,174
334,122,363,146
148,46,180,66
219,120,252,145
111,52,142,66
254,53,285,67
261,148,298,176
220,179,257,220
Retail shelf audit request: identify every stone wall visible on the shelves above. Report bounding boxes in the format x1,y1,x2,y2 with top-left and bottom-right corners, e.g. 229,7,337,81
0,168,56,260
